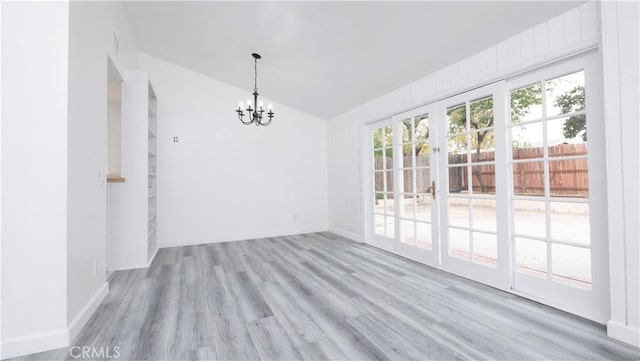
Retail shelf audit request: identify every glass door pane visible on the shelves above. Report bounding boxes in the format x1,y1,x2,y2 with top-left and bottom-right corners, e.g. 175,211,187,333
398,113,432,250
511,72,591,287
445,97,498,267
370,123,395,249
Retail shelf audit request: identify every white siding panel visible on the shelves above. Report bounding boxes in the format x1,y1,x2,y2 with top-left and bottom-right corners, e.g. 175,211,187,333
507,35,522,68
520,29,535,62
450,61,462,89
486,45,498,75
563,6,582,44
580,1,599,40
475,49,489,79
548,15,565,50
533,22,550,56
496,39,509,70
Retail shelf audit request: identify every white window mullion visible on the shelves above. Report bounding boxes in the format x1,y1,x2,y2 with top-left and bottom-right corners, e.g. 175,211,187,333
493,81,511,288
393,121,404,248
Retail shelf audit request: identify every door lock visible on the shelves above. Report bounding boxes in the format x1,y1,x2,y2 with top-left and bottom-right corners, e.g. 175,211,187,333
429,180,436,199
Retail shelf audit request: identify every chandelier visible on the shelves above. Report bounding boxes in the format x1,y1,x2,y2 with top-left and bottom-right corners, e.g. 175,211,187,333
236,53,274,126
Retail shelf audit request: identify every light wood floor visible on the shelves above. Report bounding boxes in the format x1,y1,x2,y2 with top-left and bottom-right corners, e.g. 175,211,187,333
13,232,640,361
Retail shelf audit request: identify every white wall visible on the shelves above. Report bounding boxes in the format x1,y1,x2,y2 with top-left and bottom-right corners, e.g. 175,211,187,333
1,2,70,358
138,53,329,247
107,100,122,176
66,0,139,344
601,0,640,347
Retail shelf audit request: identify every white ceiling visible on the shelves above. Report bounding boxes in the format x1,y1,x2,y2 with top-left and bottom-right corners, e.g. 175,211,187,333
123,1,584,119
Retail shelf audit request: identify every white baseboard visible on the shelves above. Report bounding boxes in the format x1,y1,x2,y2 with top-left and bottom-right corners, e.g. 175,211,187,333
328,227,364,243
108,248,159,272
146,246,159,267
158,226,329,248
67,282,109,343
0,329,68,360
608,320,640,348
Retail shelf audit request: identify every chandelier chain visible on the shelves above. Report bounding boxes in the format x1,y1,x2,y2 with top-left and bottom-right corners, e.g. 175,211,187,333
254,57,258,92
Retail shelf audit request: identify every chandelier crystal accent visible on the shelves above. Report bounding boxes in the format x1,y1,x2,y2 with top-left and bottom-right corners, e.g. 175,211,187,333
236,53,274,126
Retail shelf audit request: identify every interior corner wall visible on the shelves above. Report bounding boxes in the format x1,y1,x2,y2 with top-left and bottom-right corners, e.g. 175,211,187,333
137,53,329,247
600,0,640,347
1,1,70,358
66,0,139,342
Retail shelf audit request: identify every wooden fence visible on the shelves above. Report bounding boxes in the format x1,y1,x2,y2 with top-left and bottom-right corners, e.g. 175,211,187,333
374,144,588,197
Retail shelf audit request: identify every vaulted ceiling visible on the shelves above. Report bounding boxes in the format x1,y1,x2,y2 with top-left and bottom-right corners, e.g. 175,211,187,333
123,1,584,119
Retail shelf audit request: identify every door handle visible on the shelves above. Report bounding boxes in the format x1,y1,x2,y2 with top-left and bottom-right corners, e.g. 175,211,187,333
429,180,436,199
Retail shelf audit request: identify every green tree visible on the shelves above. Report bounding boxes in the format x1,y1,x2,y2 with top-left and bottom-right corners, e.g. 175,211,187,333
446,85,543,192
373,126,393,157
374,85,543,192
555,85,586,141
401,117,430,156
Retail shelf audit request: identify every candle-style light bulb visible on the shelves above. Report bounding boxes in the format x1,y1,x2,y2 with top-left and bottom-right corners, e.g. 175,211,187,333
259,101,264,109
238,102,243,110
268,104,273,110
247,100,252,108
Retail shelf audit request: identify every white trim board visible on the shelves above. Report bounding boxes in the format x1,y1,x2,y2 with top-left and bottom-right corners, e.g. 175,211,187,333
67,282,109,344
0,330,68,360
158,227,329,248
607,321,640,348
328,227,364,243
108,243,159,272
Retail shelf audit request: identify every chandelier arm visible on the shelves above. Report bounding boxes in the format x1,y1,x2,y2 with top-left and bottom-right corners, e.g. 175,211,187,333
257,116,272,126
238,112,253,125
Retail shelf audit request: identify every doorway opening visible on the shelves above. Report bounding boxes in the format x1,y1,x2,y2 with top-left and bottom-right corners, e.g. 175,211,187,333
106,56,123,277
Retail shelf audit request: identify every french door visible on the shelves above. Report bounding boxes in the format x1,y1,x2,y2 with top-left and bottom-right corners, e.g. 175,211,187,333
367,52,607,322
436,82,509,289
506,53,607,322
369,106,439,266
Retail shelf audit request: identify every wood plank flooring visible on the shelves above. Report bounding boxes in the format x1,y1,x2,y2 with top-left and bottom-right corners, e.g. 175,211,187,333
12,232,640,361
